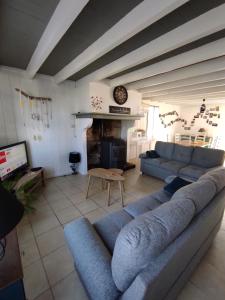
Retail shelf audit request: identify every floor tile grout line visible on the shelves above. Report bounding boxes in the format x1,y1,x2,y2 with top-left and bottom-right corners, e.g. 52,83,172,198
24,209,56,300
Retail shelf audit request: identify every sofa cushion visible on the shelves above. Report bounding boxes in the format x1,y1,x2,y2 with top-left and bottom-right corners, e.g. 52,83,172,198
112,197,195,292
94,210,133,252
124,195,162,218
124,190,171,218
161,160,187,173
144,157,168,166
171,179,216,215
172,144,194,163
191,147,224,168
164,177,191,195
199,167,225,193
150,189,173,204
179,164,207,180
155,141,174,160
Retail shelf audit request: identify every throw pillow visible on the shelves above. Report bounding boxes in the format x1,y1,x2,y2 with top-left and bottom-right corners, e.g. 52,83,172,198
146,150,160,158
164,177,191,195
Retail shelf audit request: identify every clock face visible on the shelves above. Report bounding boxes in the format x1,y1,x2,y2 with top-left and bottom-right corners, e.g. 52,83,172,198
113,86,128,105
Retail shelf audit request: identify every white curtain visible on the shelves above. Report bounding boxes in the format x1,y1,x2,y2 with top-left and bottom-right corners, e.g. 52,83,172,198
147,106,161,146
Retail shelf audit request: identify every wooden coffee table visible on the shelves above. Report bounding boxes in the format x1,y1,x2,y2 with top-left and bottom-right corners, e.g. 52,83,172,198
86,168,125,207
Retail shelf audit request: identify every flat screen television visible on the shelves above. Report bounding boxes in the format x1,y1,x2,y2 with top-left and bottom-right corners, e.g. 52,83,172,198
0,141,29,181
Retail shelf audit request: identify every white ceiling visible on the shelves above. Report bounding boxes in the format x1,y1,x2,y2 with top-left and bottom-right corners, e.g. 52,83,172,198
1,0,225,104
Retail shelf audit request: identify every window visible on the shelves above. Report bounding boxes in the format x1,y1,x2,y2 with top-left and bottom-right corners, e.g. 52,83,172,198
147,106,160,141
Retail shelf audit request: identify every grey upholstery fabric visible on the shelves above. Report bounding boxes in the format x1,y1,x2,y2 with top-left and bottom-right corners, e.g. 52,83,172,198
199,167,225,193
171,179,216,214
191,147,225,168
94,210,133,252
112,198,195,292
141,161,176,180
144,157,168,166
140,142,224,181
151,189,172,203
121,187,225,300
64,218,120,300
155,141,174,160
179,164,207,180
161,160,187,173
173,144,194,163
124,196,161,217
124,190,171,217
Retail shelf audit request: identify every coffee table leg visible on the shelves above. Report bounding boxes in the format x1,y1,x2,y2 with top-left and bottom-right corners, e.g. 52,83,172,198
107,181,111,206
86,175,91,199
119,181,124,207
122,182,125,192
102,179,106,190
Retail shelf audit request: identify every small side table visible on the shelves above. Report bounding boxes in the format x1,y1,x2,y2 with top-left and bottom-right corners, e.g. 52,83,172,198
86,168,125,207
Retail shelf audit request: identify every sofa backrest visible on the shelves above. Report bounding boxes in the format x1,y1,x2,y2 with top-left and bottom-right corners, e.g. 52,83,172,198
171,179,217,215
199,167,225,193
111,197,195,292
155,141,174,160
191,147,224,168
172,144,194,163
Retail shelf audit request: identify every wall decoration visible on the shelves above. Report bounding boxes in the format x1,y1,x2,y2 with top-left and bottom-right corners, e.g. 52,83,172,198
91,96,103,111
109,106,130,114
159,101,221,130
15,88,52,131
113,86,128,105
200,98,206,113
159,110,190,128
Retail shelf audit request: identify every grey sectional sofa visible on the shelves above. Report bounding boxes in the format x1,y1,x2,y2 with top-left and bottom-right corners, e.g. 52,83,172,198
64,168,225,300
140,141,224,181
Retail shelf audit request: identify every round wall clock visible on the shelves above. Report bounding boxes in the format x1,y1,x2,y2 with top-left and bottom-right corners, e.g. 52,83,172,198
113,85,128,105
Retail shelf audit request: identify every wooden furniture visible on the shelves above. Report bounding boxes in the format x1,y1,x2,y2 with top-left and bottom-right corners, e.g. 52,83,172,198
86,168,125,207
14,168,45,192
175,133,213,147
129,139,150,160
180,134,191,142
195,133,206,142
0,229,25,300
175,133,181,142
176,140,210,147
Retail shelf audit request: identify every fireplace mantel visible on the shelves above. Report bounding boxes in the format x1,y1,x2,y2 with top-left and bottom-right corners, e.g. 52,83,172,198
72,112,143,120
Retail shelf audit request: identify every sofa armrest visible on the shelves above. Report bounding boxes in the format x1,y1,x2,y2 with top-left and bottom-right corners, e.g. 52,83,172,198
64,217,120,300
139,153,148,159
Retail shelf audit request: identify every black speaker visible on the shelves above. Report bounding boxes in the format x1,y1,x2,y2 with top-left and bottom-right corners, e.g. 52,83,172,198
69,152,81,163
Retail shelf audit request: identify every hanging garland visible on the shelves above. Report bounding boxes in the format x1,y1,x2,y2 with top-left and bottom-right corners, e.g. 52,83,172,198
159,110,188,128
159,105,220,130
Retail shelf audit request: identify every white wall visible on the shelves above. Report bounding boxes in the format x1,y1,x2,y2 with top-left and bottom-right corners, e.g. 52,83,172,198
0,71,18,145
178,104,225,137
0,67,77,178
145,101,181,145
89,81,141,114
0,69,142,177
72,81,142,174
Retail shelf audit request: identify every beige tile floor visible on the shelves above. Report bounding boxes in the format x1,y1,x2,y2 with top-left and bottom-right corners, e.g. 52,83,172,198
17,164,225,300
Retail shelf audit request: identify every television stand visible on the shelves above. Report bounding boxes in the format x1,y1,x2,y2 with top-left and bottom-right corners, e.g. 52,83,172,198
14,168,45,192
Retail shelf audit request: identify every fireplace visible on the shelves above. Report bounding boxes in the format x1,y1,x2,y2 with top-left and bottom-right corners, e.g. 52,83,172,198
101,138,126,169
72,112,143,174
86,119,133,170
